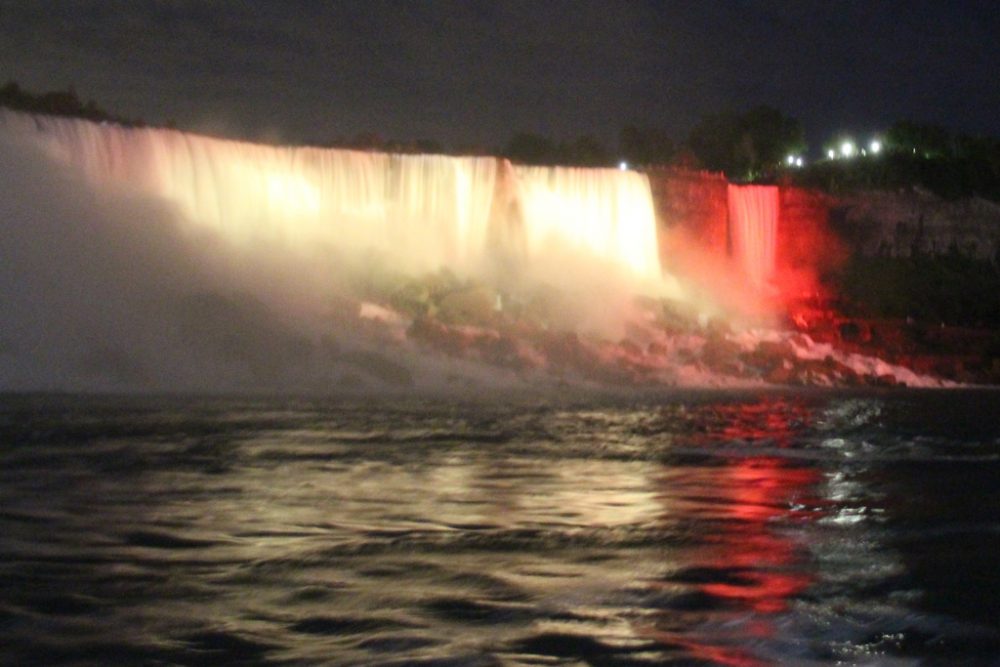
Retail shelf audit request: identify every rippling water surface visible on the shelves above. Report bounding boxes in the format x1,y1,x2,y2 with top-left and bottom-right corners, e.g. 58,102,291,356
2,390,999,665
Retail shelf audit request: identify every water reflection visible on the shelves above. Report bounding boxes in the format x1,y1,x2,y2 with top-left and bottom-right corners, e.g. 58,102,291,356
634,398,824,665
6,394,997,665
693,458,818,613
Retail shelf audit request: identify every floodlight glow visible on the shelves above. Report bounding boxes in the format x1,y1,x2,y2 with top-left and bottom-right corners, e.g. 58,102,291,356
870,140,882,154
795,157,803,167
840,141,856,158
827,149,836,159
618,161,628,171
786,155,795,166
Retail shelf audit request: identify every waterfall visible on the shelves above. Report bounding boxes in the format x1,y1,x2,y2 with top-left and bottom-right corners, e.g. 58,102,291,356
1,110,662,286
727,184,778,289
514,165,661,281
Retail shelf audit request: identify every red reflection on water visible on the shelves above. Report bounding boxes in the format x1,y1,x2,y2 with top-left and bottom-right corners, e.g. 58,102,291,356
701,457,818,614
650,632,768,667
710,399,812,447
639,399,824,664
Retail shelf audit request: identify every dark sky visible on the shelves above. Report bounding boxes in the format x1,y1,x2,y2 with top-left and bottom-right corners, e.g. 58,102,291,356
1,0,998,154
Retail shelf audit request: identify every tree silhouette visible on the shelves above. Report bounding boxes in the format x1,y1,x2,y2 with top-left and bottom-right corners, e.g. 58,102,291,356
687,106,805,180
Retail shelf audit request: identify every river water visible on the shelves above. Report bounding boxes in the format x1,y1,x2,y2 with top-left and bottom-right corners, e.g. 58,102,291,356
1,389,998,665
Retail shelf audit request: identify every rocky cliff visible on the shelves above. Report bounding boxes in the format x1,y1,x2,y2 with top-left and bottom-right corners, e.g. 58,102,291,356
830,188,1000,259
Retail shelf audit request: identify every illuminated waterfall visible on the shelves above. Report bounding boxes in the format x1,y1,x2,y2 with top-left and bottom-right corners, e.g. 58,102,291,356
727,184,778,289
1,110,662,285
514,165,661,280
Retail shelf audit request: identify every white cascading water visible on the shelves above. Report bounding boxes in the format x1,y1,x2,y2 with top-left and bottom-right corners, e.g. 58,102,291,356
514,165,661,281
727,184,778,289
0,109,662,286
2,110,943,392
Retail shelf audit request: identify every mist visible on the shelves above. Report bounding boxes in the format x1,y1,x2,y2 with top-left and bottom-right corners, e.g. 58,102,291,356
1,112,690,394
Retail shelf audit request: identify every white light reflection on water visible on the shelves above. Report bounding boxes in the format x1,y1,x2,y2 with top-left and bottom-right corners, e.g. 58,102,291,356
2,393,1000,665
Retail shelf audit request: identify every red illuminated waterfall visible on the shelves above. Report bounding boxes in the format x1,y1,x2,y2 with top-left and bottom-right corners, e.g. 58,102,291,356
727,184,778,289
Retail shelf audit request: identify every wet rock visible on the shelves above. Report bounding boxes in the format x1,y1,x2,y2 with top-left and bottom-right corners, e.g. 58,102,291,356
475,333,543,370
701,336,742,374
821,355,862,386
871,373,898,387
743,339,795,373
619,339,642,357
659,299,701,334
408,317,464,355
838,320,864,342
648,340,668,356
437,286,497,325
540,331,587,370
765,362,795,384
705,316,732,337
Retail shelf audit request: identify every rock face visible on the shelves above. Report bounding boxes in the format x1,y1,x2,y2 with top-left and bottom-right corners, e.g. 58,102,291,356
647,167,729,256
647,168,1000,263
830,189,1000,259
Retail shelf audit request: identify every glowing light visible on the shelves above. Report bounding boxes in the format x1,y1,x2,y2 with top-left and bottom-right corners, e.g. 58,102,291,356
795,157,803,167
839,141,856,158
728,184,778,289
869,139,882,154
827,149,836,160
516,165,661,281
786,155,795,166
5,108,668,295
266,173,320,215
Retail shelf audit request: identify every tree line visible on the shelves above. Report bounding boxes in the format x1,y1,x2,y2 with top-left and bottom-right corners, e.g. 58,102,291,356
4,80,1000,201
793,122,1000,202
503,105,803,182
0,81,806,176
0,81,140,126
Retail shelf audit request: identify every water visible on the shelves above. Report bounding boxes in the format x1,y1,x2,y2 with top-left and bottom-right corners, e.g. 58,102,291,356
0,109,662,286
728,185,779,290
2,389,999,665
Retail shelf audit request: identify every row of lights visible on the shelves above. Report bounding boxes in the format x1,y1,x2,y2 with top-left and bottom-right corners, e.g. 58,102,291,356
784,137,884,169
619,135,887,172
826,138,882,160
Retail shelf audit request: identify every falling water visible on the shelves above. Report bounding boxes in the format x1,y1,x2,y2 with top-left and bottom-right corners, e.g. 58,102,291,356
0,110,662,286
727,184,778,289
514,164,661,281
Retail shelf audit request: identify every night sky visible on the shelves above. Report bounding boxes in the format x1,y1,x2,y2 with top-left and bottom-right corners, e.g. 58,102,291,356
1,0,998,155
